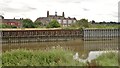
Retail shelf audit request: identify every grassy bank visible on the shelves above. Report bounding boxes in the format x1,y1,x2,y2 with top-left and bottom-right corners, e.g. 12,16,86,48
93,52,118,66
2,48,118,66
2,48,84,66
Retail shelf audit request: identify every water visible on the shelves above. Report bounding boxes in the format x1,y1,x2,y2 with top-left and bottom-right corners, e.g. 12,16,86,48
2,38,118,61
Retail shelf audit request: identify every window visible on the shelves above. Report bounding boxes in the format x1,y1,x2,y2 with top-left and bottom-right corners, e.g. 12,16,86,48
68,20,72,24
63,20,67,24
73,20,76,23
57,19,61,24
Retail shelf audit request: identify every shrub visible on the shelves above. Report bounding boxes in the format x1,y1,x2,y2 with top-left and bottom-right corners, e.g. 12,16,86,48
22,19,35,28
46,19,61,28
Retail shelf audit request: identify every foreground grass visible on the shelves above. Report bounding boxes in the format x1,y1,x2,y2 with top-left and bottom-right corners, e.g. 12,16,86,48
2,48,84,66
94,52,118,66
2,47,118,66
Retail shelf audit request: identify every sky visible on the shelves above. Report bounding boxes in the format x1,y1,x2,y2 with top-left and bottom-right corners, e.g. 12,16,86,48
0,0,120,22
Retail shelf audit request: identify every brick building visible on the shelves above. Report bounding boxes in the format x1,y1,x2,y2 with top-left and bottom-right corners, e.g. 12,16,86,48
0,15,22,28
35,11,77,27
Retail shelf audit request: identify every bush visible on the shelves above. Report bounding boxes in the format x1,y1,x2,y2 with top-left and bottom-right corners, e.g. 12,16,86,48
34,21,43,28
76,19,89,28
46,19,61,28
22,19,36,28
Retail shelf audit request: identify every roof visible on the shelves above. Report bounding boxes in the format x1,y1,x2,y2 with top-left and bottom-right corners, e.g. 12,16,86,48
0,15,4,19
3,19,21,23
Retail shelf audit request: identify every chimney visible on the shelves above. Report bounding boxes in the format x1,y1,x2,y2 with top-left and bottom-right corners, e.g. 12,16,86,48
47,11,49,17
62,12,65,17
0,15,4,19
55,11,57,16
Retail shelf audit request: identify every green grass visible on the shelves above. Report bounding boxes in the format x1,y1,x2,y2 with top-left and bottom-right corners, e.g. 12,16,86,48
94,52,118,66
2,48,84,66
88,24,120,29
62,24,119,29
2,47,118,66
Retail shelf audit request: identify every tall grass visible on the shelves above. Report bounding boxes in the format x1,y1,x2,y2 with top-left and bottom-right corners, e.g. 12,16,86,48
94,52,118,66
2,47,118,66
2,48,84,66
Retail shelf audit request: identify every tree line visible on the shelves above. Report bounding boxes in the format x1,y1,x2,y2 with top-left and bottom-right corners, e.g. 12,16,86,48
20,18,89,28
1,18,119,29
0,19,61,28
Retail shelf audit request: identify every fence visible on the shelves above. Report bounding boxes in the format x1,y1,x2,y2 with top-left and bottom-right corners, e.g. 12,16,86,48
84,28,120,41
83,28,119,51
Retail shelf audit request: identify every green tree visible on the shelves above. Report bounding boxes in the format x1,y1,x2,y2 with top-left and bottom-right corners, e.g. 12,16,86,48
91,20,95,24
34,21,42,28
46,19,61,28
22,19,35,28
76,19,89,28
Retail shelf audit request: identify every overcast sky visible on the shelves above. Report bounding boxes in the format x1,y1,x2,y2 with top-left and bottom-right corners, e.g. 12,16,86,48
0,0,119,22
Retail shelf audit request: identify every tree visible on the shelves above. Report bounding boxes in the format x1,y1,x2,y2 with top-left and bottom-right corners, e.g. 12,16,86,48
91,20,95,24
99,21,106,24
46,19,61,28
76,19,89,28
34,21,43,28
22,19,35,28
